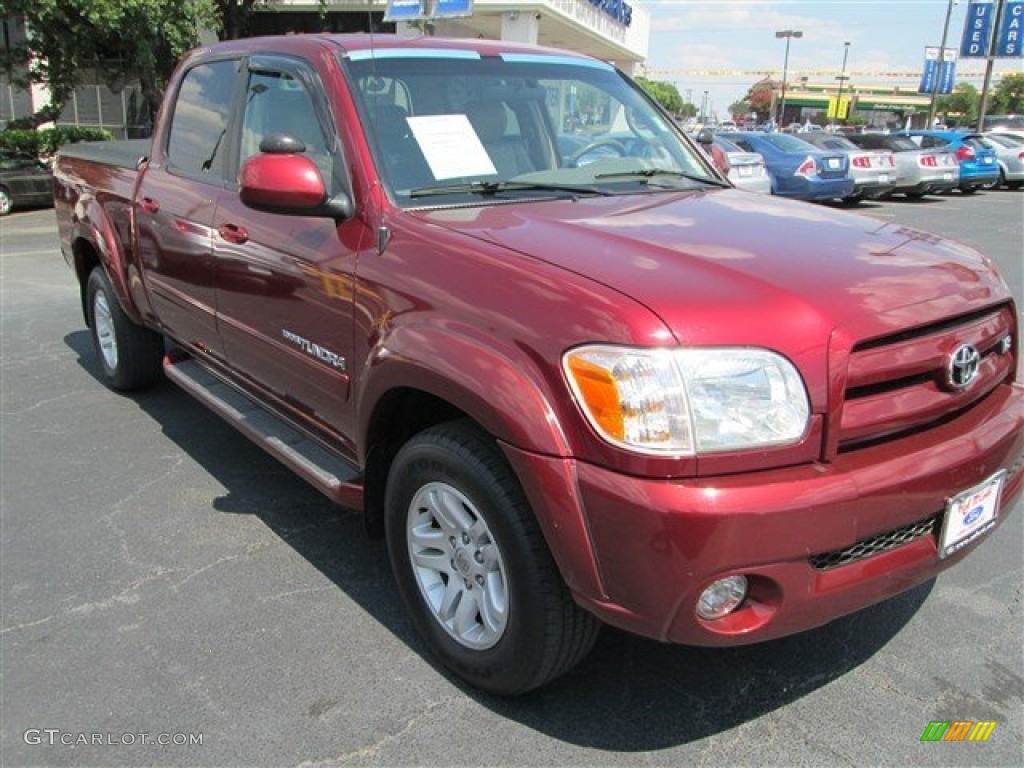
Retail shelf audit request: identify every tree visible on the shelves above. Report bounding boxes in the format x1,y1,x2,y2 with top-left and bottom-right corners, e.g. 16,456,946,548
3,0,217,127
215,0,260,40
729,99,751,121
936,81,979,125
992,72,1024,114
676,102,698,120
635,76,685,115
740,79,779,122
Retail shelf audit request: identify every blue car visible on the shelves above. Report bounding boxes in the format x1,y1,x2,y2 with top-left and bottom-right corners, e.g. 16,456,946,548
897,130,1000,193
719,131,855,202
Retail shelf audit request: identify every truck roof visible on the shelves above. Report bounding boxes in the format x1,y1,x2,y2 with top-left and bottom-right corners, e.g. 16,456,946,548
187,33,603,65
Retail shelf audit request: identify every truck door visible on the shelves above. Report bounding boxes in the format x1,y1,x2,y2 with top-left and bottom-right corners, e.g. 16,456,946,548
212,55,364,444
136,57,242,360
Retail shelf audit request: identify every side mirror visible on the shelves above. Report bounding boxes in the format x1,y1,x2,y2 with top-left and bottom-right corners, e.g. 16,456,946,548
239,151,352,220
696,128,714,146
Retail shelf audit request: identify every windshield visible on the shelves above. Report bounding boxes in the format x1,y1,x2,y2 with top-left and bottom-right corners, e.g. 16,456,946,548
344,49,715,205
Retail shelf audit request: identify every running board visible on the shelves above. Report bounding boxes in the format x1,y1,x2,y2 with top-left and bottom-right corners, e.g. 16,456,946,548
164,356,363,510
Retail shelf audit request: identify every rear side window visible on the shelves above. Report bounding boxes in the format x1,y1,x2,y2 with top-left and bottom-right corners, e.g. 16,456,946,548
166,60,239,180
919,135,949,149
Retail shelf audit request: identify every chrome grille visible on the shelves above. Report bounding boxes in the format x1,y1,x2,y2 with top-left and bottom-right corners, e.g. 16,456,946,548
838,305,1015,451
809,515,939,570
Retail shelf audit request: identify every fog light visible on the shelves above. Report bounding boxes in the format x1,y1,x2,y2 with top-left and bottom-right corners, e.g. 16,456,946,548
696,575,748,620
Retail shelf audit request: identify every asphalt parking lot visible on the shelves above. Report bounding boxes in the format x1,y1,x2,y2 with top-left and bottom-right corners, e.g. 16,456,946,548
2,191,1022,767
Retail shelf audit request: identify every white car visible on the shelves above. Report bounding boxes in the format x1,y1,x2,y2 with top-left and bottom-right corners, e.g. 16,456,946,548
982,132,1024,189
714,136,771,194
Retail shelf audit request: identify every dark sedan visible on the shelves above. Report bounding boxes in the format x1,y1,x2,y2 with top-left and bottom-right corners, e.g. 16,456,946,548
0,151,53,215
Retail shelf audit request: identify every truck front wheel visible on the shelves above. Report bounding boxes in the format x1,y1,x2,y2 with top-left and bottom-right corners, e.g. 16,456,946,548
86,268,164,391
385,420,599,695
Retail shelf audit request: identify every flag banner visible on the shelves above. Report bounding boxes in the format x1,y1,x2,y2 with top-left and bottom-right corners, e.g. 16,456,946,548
435,0,474,18
996,0,1023,56
961,0,997,57
384,0,425,22
938,48,957,93
918,47,940,93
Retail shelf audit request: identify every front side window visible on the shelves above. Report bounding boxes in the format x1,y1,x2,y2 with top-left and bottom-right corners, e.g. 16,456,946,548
166,59,239,180
240,69,336,189
345,50,717,205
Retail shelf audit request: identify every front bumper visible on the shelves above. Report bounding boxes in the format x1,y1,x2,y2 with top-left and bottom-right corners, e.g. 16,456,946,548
511,382,1023,647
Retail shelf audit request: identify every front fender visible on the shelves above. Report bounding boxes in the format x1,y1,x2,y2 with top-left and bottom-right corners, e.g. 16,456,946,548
358,322,571,457
359,322,608,600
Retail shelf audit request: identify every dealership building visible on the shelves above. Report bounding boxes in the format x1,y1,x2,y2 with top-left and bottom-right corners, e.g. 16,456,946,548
1,0,650,137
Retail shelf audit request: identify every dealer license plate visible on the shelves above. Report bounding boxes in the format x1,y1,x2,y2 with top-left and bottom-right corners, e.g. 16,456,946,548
983,156,993,164
943,172,953,180
878,174,889,183
938,470,1006,558
828,158,841,169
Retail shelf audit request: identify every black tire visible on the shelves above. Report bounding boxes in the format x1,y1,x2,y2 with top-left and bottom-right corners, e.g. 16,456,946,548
905,190,927,199
385,420,599,695
960,185,978,195
86,268,164,391
1007,180,1023,190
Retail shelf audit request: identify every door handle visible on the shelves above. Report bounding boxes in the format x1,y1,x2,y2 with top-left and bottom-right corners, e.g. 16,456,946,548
218,223,249,245
140,197,160,214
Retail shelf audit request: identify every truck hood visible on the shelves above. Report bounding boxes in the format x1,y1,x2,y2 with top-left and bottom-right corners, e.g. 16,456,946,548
413,189,1008,351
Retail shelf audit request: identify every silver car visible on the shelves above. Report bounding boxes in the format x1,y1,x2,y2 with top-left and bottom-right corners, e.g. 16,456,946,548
846,133,959,198
982,132,1024,189
797,132,896,202
714,136,771,193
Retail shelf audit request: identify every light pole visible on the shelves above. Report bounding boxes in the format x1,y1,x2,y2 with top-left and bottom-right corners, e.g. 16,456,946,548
834,41,851,128
927,0,959,127
701,90,709,124
775,30,803,128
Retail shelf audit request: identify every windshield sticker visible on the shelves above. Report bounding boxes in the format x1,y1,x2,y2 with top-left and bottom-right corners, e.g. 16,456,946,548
406,114,496,180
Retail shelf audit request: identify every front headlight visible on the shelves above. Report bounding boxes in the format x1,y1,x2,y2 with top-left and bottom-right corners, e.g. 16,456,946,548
563,345,810,455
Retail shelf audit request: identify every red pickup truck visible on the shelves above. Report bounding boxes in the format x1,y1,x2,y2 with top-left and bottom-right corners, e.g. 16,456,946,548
54,34,1023,695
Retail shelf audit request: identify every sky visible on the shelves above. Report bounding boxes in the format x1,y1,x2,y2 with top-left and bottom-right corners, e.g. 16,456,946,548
640,0,1023,118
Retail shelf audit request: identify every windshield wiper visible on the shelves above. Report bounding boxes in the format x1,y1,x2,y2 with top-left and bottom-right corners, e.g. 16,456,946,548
409,180,611,199
594,168,730,188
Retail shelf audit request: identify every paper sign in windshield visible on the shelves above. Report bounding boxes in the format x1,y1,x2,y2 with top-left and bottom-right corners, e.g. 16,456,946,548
406,114,497,179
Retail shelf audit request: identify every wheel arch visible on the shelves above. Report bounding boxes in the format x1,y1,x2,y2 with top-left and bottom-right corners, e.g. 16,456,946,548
68,197,143,324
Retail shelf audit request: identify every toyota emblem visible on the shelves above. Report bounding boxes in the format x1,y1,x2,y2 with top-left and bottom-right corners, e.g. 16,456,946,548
947,344,980,390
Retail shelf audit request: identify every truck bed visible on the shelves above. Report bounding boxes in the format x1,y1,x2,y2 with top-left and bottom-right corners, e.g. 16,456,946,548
57,139,152,171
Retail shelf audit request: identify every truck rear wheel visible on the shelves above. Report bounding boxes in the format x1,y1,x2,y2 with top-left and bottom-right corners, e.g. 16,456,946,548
86,268,164,391
385,420,599,695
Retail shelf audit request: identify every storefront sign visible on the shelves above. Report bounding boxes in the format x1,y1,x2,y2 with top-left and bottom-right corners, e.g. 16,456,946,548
588,0,633,27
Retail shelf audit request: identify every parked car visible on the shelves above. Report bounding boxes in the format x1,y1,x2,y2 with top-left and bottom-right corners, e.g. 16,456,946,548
0,150,54,216
713,135,771,193
898,131,1000,193
982,114,1024,133
846,132,960,198
719,131,855,202
982,132,1024,189
796,132,896,202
